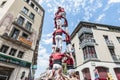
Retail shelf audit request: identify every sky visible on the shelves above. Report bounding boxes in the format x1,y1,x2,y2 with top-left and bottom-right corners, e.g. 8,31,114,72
34,0,120,78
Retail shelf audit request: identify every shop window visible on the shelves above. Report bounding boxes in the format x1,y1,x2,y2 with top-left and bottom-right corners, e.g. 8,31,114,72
25,21,32,31
29,12,35,20
17,51,24,58
17,16,25,26
10,28,20,39
22,7,29,15
9,48,17,56
0,45,9,53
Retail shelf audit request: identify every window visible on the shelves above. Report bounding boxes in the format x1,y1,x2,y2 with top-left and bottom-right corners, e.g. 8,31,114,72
25,21,32,31
103,35,108,41
30,2,35,8
10,28,20,39
17,16,25,26
24,0,29,3
29,13,35,20
35,7,38,12
0,1,7,7
22,33,28,39
22,7,29,14
17,51,24,58
79,33,93,43
9,48,17,56
108,48,115,55
117,37,120,43
83,46,97,60
0,45,9,53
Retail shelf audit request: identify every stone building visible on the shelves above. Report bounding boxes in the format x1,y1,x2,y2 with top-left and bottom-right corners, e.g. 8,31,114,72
0,0,44,80
71,21,120,80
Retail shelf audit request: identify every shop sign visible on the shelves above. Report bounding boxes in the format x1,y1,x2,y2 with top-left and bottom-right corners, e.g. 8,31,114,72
0,53,31,68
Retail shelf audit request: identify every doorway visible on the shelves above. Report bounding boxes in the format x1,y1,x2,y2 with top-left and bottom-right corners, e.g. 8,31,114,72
0,66,14,80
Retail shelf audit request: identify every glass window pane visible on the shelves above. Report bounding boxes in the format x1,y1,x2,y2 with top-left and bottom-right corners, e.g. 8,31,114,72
25,21,32,31
0,45,9,53
22,7,29,14
29,13,35,20
9,48,17,56
17,16,25,26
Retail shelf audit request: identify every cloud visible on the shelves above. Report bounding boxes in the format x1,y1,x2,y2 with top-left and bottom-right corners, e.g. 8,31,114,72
42,33,53,45
108,0,120,4
96,14,105,22
82,0,102,21
35,44,49,78
40,0,83,15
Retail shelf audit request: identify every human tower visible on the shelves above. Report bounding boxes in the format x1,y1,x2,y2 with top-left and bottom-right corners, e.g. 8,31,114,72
39,7,79,80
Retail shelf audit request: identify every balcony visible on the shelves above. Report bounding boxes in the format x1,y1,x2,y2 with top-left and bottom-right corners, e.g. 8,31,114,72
78,27,92,37
19,36,32,47
84,54,100,62
105,40,114,47
12,20,33,34
80,38,96,48
112,55,120,62
1,34,33,50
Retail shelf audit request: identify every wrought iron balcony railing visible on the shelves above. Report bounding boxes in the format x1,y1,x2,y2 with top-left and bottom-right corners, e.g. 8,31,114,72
80,38,96,48
78,27,92,37
105,40,114,47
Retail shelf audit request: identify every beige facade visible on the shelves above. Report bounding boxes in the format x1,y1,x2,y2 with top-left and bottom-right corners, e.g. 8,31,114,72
71,21,120,80
0,0,44,80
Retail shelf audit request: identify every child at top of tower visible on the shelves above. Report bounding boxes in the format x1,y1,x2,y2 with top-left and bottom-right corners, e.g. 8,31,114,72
55,6,66,19
54,6,68,29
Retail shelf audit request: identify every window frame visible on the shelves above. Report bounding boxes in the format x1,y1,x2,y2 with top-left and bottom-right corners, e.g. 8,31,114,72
30,2,35,8
0,45,9,53
29,12,35,20
0,1,7,7
17,16,25,26
9,48,17,56
10,27,20,39
22,7,29,15
117,37,120,43
17,51,24,58
25,21,32,31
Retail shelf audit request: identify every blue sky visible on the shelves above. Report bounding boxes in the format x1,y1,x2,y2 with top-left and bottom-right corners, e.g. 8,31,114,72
35,0,120,78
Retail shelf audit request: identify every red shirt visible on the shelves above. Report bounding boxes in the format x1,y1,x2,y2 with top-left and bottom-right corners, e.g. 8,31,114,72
53,29,69,36
64,56,74,65
51,52,65,60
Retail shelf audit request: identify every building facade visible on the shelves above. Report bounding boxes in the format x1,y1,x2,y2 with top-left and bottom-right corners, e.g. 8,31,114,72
0,0,44,80
71,21,120,80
